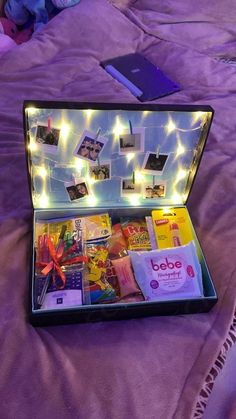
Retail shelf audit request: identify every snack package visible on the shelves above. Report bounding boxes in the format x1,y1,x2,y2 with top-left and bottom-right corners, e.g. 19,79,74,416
129,241,203,302
107,223,127,258
85,241,117,304
111,255,141,298
76,213,112,243
152,207,194,249
121,218,151,251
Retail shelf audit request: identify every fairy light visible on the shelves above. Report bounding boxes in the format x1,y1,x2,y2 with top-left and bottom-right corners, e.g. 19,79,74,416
74,158,85,173
128,194,141,206
126,152,135,163
37,166,47,178
60,123,70,140
191,111,206,126
85,174,96,185
26,107,37,116
113,116,126,139
84,109,95,122
87,195,98,206
143,111,150,116
28,141,38,152
175,168,187,183
38,193,49,207
171,191,182,204
165,117,177,135
135,170,144,183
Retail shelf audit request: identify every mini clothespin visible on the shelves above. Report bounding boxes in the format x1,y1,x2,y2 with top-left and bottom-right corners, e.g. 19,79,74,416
156,144,160,159
95,128,102,167
132,170,135,184
129,120,133,135
47,117,52,133
152,175,155,187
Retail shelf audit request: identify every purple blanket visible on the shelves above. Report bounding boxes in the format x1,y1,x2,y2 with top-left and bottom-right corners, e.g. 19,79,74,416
1,1,236,418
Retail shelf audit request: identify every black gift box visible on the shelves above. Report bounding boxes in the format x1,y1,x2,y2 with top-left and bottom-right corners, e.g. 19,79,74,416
24,101,217,326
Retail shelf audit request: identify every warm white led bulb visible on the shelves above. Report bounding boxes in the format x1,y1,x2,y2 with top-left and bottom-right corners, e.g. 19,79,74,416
113,116,126,139
37,166,47,178
126,152,135,163
176,169,187,182
60,123,70,140
128,194,141,206
38,193,49,207
165,118,177,135
87,195,98,206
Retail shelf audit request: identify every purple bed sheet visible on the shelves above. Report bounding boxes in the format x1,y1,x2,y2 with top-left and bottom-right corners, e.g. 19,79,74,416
0,1,236,418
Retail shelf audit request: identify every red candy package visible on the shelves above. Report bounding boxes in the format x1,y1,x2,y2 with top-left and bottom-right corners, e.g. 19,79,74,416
121,218,151,251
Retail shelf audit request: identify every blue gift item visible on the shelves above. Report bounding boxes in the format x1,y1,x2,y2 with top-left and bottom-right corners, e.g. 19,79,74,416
24,101,218,326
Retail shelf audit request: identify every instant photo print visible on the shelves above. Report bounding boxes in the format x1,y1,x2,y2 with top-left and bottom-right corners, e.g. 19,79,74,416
24,101,217,326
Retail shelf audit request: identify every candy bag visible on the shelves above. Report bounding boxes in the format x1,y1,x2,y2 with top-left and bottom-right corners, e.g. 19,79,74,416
121,218,152,251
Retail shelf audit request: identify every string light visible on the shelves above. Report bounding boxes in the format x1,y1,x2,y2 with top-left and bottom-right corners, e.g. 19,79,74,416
60,123,70,140
28,141,38,152
171,191,182,204
26,107,37,116
74,158,85,173
112,116,126,139
126,152,135,163
38,193,49,207
37,166,47,178
84,109,95,122
175,168,187,183
191,111,206,126
128,194,141,206
165,116,177,135
134,170,144,183
87,195,98,206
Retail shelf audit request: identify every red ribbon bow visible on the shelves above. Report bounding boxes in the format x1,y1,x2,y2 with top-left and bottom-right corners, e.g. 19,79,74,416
37,236,87,289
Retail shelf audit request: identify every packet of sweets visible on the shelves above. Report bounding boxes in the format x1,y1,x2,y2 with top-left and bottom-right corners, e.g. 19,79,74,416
75,213,112,243
121,218,152,251
129,241,203,302
85,241,117,303
107,223,127,258
111,255,141,298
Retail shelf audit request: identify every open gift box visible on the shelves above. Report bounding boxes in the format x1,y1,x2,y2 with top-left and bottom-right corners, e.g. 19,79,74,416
24,101,217,327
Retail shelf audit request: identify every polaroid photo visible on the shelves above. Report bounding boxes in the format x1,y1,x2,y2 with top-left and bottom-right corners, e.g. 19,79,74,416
143,179,167,199
118,127,145,155
35,125,61,154
65,179,90,202
73,130,108,163
89,161,111,181
121,178,142,196
142,152,169,175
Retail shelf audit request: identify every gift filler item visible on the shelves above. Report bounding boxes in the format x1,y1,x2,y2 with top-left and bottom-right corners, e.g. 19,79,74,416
152,207,195,249
101,53,180,101
24,101,217,326
129,242,203,302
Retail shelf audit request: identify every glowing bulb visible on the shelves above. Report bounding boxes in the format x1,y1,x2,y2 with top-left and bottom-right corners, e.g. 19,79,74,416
128,194,141,206
143,111,150,116
191,111,205,125
87,195,98,206
74,158,85,173
37,166,47,178
171,192,182,204
126,152,135,163
38,193,49,207
60,123,70,140
135,171,144,183
176,169,187,183
28,142,38,152
84,109,95,122
112,116,126,139
26,107,37,116
165,117,177,135
176,142,185,157
86,174,96,185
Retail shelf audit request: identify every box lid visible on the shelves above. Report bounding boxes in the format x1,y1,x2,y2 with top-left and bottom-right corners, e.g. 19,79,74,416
24,101,213,209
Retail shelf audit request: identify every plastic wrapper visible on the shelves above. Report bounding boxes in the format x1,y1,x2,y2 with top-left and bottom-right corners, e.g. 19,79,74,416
129,241,203,302
121,218,151,251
